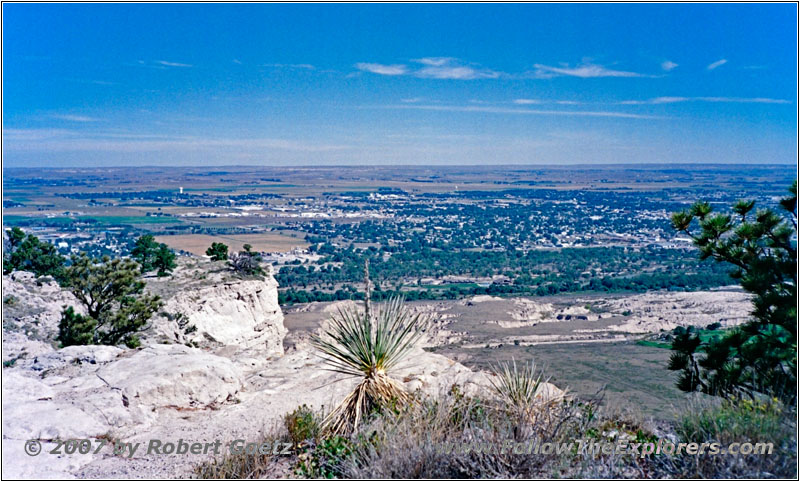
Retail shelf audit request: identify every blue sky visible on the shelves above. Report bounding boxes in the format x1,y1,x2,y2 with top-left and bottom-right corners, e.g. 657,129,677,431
2,3,797,167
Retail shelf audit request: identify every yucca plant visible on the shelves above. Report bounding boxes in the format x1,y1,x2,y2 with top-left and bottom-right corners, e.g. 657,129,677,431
489,359,547,421
311,267,429,435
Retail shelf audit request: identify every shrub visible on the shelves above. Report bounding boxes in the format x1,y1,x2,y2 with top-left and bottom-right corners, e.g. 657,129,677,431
229,244,264,276
659,398,797,478
296,435,353,479
285,404,320,448
340,386,603,478
488,359,546,421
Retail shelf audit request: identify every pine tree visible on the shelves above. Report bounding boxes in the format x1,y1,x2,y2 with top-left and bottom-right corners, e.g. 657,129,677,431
58,306,96,347
669,181,797,402
3,227,66,281
153,243,177,277
131,234,159,272
205,242,229,261
58,254,162,348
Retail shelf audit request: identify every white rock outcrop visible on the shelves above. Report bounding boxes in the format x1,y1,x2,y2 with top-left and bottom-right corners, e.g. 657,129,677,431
2,271,83,363
152,276,286,362
96,344,245,409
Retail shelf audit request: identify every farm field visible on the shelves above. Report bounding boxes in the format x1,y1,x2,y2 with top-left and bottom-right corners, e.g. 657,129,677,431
154,233,308,256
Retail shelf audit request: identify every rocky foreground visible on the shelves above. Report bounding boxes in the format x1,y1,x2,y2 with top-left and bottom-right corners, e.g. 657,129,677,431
1,262,751,479
1,267,497,479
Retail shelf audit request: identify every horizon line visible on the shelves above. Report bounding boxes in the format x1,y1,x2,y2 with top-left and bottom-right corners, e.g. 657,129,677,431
3,162,798,171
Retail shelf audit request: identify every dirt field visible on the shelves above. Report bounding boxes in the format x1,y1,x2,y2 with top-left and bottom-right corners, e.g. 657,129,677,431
155,233,308,256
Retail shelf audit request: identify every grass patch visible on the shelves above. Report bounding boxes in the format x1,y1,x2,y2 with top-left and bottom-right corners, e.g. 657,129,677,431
636,339,672,349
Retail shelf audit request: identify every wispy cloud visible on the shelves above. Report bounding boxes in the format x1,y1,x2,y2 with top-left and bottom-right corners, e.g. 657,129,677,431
262,63,315,70
619,96,790,105
707,59,728,71
513,99,542,105
3,130,350,153
67,79,117,86
50,114,101,122
155,60,193,68
661,60,679,71
513,99,582,105
413,57,499,79
379,104,662,119
355,58,499,79
131,60,193,69
529,62,647,78
355,62,408,76
619,96,689,105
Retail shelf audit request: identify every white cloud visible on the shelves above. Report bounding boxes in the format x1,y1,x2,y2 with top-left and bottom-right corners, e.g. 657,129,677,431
513,99,581,105
355,62,408,75
413,58,499,79
530,62,646,78
707,59,728,70
620,96,790,105
699,96,790,104
51,114,101,122
382,104,661,119
619,96,689,105
416,64,499,80
355,58,499,79
412,57,453,66
661,60,679,71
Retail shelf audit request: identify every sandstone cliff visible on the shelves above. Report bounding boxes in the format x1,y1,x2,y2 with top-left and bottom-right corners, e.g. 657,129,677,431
149,275,286,364
1,265,497,479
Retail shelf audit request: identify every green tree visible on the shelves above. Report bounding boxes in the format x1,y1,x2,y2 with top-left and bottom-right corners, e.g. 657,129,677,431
205,242,229,261
58,254,162,348
153,243,177,277
5,226,26,251
3,227,66,281
57,306,96,346
131,234,159,272
669,181,797,402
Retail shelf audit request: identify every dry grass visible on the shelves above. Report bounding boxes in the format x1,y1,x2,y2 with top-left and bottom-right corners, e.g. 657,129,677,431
194,388,797,479
193,421,292,479
154,233,307,256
